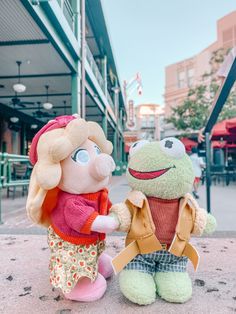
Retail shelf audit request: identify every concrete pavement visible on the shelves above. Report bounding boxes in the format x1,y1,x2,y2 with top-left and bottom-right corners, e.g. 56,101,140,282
0,175,236,313
0,175,235,233
1,235,236,314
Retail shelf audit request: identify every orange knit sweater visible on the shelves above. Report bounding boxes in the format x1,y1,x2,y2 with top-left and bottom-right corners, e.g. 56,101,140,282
147,196,180,245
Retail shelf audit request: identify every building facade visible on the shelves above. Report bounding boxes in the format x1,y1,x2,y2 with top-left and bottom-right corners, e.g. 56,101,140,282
135,104,164,141
0,0,126,163
164,11,236,135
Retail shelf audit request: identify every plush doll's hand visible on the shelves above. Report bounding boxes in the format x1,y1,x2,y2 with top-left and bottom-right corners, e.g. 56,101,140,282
91,215,119,234
192,206,217,236
203,213,217,234
109,203,132,232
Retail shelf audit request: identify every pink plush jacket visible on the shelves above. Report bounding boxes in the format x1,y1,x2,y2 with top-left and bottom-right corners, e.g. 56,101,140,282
50,189,111,245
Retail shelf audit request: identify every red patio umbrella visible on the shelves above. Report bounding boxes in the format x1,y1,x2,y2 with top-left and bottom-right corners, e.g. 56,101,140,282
225,143,236,148
211,140,227,148
212,120,230,139
212,117,236,140
226,117,236,133
180,137,197,152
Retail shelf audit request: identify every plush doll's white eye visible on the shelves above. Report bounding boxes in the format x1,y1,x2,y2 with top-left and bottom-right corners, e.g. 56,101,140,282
129,140,150,157
94,145,101,155
71,149,90,164
159,137,185,159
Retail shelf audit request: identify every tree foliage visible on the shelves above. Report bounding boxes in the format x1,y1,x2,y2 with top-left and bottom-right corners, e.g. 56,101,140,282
167,48,236,131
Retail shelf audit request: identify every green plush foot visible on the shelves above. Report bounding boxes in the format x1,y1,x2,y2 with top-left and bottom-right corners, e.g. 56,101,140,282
119,270,156,305
155,272,192,303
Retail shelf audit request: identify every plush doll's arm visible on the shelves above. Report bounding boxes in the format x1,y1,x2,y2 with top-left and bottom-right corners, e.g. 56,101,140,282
91,215,119,233
64,198,119,234
192,207,208,236
203,212,217,234
109,203,132,232
190,196,217,236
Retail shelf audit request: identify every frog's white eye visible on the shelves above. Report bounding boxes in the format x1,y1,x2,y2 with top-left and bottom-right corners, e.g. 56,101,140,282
159,137,185,159
129,140,150,157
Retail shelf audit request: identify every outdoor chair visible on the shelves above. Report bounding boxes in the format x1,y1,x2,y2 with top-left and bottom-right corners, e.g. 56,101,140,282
210,165,227,186
7,163,29,199
225,165,236,185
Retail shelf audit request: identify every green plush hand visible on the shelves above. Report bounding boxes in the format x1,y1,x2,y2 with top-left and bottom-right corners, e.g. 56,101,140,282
203,213,217,234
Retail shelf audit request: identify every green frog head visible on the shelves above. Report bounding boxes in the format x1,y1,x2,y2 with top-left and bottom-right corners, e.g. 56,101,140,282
127,138,195,199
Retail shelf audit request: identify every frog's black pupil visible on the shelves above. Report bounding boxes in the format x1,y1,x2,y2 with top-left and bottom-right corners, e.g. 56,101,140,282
165,140,173,148
133,142,138,148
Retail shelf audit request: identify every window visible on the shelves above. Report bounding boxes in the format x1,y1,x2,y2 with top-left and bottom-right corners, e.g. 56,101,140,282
187,68,194,87
149,116,155,128
177,71,185,88
141,117,147,128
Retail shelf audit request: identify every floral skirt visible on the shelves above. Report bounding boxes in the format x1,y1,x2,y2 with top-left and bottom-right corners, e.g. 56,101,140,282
47,226,105,293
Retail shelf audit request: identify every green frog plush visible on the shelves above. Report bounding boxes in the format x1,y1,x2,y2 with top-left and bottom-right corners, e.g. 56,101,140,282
110,138,216,305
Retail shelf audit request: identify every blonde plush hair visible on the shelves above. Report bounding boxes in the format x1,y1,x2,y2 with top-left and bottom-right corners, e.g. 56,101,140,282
26,117,113,227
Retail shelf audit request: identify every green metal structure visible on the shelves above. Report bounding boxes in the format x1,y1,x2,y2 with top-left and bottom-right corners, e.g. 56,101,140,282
0,153,30,224
0,0,127,166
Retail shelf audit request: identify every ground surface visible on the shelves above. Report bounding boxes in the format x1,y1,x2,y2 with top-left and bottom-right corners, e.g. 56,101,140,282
0,175,235,314
1,235,236,314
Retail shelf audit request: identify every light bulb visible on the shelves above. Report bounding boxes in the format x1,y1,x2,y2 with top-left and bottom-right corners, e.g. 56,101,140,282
10,116,19,123
13,83,26,93
43,102,53,110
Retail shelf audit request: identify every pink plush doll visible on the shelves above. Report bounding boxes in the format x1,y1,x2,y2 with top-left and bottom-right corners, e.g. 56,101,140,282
26,115,118,302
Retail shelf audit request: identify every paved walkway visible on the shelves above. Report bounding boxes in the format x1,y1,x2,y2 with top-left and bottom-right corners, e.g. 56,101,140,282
1,235,236,314
0,175,235,233
0,175,236,313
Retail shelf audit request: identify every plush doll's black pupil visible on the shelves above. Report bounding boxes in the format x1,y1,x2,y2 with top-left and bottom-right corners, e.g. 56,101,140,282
165,140,173,148
132,142,138,148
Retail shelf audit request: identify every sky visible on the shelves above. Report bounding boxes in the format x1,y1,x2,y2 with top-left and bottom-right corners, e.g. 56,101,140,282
101,0,236,107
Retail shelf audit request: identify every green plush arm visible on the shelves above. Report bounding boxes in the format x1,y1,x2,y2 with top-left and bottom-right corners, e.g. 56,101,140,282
203,213,217,234
192,207,217,236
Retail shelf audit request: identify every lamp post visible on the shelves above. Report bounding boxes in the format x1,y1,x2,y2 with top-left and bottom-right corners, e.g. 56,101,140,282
112,84,120,163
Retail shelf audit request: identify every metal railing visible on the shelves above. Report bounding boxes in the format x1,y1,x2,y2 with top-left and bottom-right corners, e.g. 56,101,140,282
106,90,115,110
56,0,75,32
85,43,115,110
85,42,105,93
55,1,116,113
0,153,31,224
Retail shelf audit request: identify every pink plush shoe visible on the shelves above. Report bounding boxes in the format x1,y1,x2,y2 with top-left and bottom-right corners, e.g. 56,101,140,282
64,273,107,302
98,252,113,279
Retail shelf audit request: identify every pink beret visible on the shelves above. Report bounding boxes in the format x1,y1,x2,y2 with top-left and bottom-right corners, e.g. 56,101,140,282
29,115,76,165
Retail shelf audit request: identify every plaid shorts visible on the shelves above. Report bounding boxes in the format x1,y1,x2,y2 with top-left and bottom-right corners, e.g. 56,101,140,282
125,250,188,274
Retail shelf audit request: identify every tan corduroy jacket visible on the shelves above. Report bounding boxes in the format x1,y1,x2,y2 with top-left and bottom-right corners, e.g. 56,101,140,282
112,191,205,274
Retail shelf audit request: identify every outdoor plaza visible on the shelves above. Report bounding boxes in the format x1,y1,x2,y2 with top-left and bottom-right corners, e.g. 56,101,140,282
1,1,236,314
0,175,236,314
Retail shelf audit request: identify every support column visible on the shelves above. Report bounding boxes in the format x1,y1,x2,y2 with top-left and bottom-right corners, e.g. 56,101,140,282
113,130,117,163
71,0,82,117
80,0,86,119
102,55,108,97
205,132,211,213
102,109,108,137
123,140,126,162
20,124,26,155
119,135,123,162
119,108,123,130
71,71,81,115
71,0,80,40
113,78,120,121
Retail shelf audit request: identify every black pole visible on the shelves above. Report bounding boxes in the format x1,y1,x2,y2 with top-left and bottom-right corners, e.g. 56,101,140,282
205,132,211,213
201,56,236,214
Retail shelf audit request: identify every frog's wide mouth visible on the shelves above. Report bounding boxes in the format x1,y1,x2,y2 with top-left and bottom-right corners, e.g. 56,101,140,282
128,166,174,180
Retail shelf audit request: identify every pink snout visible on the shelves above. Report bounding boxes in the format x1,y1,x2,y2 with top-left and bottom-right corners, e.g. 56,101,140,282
90,154,116,181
